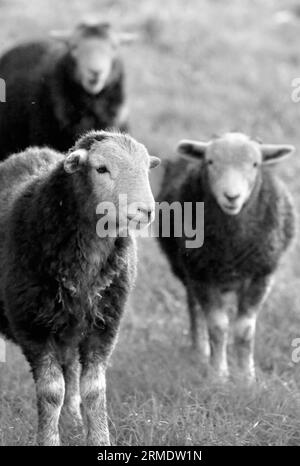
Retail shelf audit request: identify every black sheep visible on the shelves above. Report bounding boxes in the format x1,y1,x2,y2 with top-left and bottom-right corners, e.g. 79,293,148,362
0,22,135,160
0,130,160,445
157,132,296,382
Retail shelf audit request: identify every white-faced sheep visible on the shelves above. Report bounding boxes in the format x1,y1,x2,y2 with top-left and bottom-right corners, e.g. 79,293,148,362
0,130,160,446
157,132,296,382
0,21,135,160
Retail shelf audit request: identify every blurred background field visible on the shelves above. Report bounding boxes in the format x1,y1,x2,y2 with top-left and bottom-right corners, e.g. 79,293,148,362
1,0,300,445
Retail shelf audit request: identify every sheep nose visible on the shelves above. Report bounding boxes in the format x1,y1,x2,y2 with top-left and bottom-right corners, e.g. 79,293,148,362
88,71,102,85
224,193,240,202
89,70,101,79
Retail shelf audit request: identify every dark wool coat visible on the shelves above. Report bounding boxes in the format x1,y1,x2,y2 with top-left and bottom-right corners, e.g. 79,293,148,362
0,147,136,365
0,41,128,160
157,158,295,289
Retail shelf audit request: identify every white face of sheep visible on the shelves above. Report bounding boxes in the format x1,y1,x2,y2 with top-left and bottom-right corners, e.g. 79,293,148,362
64,134,160,233
52,22,137,95
177,133,295,216
72,38,115,95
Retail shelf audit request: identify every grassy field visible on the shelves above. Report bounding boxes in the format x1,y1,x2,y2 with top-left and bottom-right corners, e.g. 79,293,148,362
1,0,300,446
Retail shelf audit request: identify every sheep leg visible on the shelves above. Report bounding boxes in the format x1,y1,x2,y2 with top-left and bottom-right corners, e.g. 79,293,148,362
207,309,229,379
235,276,273,381
234,314,257,382
80,358,110,446
186,286,210,361
115,103,129,132
32,351,65,446
62,355,82,425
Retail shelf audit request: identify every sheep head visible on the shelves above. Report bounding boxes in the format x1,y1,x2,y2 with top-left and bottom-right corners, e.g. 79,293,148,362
64,131,160,234
177,132,295,216
51,21,137,95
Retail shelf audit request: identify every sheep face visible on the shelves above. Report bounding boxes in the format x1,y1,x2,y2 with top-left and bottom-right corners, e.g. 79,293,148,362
64,132,160,231
177,132,295,216
71,37,116,95
52,22,137,95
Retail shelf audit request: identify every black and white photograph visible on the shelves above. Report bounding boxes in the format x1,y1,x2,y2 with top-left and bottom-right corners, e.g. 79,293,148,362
0,0,299,455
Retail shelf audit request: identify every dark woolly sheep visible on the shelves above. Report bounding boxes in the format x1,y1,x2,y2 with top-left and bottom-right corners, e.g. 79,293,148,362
0,130,160,446
157,132,296,382
0,21,136,160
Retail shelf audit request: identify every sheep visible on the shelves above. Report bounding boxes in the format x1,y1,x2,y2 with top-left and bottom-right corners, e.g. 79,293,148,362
0,130,160,446
0,21,136,160
157,132,296,382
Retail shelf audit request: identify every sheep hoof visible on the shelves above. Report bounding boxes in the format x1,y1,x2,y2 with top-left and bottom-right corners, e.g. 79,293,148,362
62,405,84,428
217,372,229,384
240,371,257,386
232,368,257,386
183,344,208,361
208,366,230,383
87,436,110,446
72,412,84,428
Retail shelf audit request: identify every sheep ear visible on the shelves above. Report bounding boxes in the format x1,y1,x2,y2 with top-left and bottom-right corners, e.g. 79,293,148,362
261,144,295,164
150,156,161,169
177,139,209,160
117,32,138,45
49,29,72,43
64,149,88,173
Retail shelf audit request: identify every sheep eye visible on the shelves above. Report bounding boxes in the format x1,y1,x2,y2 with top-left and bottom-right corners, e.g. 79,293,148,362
97,166,109,174
207,160,213,166
253,162,258,168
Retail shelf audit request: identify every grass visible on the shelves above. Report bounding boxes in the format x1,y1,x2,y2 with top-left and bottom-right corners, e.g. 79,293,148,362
1,0,300,445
